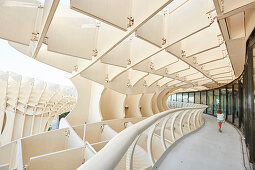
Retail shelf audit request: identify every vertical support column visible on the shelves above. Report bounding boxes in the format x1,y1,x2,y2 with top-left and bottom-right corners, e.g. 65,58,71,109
188,93,190,103
244,63,249,145
181,92,183,102
232,84,235,124
179,110,189,136
206,91,208,114
226,86,229,121
194,92,196,103
200,92,201,105
126,135,141,170
147,123,158,166
219,88,221,110
170,112,180,141
212,90,215,115
187,110,194,132
244,50,249,154
160,115,174,150
238,79,243,128
247,42,254,164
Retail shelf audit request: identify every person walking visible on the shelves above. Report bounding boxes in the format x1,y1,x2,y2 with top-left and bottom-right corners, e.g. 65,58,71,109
217,109,225,133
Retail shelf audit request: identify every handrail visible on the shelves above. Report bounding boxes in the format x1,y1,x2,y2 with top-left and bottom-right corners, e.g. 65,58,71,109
167,101,204,108
78,104,207,170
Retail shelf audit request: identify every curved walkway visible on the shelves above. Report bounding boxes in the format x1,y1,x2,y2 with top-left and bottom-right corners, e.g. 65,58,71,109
154,114,246,170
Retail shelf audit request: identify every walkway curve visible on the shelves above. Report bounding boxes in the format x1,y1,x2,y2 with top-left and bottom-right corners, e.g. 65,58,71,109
153,114,246,170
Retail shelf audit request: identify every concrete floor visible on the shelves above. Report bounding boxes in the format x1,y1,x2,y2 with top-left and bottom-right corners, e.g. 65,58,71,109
155,114,245,170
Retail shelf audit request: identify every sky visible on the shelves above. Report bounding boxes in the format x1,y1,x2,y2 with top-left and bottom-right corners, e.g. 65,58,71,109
0,39,73,86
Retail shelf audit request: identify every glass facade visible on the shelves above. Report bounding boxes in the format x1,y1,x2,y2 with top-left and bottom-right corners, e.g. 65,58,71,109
167,83,242,126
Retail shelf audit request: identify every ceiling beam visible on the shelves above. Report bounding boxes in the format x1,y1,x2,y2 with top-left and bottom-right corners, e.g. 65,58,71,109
70,0,174,78
33,0,60,59
218,1,255,20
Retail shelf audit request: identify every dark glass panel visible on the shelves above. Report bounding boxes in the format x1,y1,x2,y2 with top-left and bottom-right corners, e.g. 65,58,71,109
177,93,182,102
207,91,213,114
227,86,232,122
201,91,206,105
189,93,194,103
195,92,200,104
183,93,188,103
214,89,219,116
172,94,176,101
220,88,227,118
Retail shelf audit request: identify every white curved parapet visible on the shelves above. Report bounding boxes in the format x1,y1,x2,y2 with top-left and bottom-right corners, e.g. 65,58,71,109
78,103,206,170
0,102,206,170
167,101,205,109
0,71,77,146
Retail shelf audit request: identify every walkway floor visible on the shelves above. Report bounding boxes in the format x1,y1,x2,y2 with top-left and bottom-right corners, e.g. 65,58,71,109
155,114,245,170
